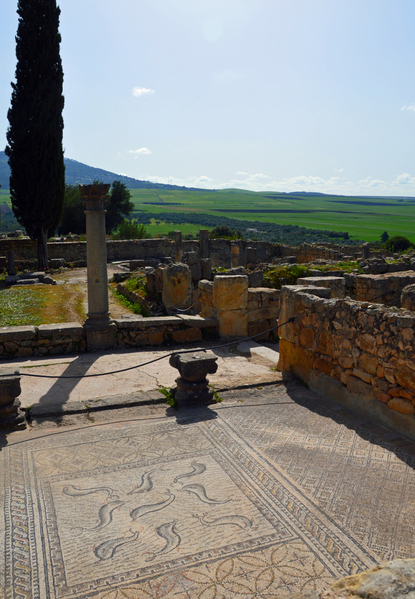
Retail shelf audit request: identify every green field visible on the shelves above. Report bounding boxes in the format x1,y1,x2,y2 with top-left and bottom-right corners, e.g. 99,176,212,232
127,189,415,243
2,187,415,243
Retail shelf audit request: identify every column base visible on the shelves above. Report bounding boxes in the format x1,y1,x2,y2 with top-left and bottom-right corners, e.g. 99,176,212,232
85,320,117,351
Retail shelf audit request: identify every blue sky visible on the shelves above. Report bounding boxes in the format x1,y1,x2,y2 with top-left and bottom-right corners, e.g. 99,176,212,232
1,0,415,195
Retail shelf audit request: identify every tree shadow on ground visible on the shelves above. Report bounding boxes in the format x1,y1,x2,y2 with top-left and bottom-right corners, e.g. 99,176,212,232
24,354,101,426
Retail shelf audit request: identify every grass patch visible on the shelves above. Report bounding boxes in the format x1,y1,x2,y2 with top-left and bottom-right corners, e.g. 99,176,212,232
263,264,311,289
158,386,178,408
0,283,86,327
124,276,147,295
208,384,223,403
0,287,45,326
311,260,363,274
110,286,149,316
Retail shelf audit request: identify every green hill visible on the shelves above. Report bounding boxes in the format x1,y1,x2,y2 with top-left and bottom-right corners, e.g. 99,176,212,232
0,152,214,192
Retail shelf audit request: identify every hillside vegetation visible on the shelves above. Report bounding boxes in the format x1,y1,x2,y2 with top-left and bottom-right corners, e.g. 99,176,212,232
1,153,415,243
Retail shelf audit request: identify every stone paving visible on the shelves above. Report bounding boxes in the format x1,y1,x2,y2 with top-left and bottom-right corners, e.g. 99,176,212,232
2,374,415,597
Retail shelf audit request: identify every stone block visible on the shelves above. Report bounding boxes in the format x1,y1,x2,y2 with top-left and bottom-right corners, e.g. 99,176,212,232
390,387,414,400
148,331,164,345
162,263,192,312
247,320,270,341
190,262,202,281
248,270,263,287
0,326,36,342
314,357,332,376
50,258,65,268
377,392,391,403
200,258,212,280
213,275,248,310
297,276,345,299
248,307,278,323
211,252,220,268
185,251,199,265
199,230,210,259
129,259,145,270
38,323,84,340
172,328,202,343
299,328,314,348
217,309,248,337
388,397,414,414
401,284,415,311
356,333,377,354
358,352,379,375
346,375,374,397
177,315,218,328
353,368,372,384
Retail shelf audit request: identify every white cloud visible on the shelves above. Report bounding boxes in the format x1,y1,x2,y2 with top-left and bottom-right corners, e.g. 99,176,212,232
401,104,415,112
131,170,415,196
335,168,344,172
395,173,415,185
132,87,155,97
129,148,152,157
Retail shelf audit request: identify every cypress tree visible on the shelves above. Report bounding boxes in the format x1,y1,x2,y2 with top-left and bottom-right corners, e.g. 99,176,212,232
5,0,65,270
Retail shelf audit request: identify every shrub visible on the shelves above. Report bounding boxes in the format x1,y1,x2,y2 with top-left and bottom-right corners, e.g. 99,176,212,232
384,235,413,253
263,264,311,289
113,219,149,240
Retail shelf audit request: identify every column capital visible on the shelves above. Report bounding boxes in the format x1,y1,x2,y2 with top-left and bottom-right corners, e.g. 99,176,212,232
79,183,110,210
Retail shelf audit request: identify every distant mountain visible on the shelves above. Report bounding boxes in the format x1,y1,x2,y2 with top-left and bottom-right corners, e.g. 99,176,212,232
0,152,213,192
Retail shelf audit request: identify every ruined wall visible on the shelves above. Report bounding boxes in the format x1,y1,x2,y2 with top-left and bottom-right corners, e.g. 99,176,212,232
0,315,218,359
199,277,280,339
278,285,415,439
0,238,365,269
345,271,415,306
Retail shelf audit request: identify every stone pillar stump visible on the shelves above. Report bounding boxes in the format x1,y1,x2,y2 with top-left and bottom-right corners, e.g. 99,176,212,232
199,230,210,259
362,242,370,260
0,368,26,430
169,351,218,405
174,231,183,263
80,184,116,351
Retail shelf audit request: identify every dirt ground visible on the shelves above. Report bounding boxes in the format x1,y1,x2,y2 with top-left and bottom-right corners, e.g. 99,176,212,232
51,264,133,322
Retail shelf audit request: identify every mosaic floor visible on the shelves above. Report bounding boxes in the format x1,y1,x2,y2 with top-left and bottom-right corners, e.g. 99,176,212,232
2,407,379,599
217,384,415,562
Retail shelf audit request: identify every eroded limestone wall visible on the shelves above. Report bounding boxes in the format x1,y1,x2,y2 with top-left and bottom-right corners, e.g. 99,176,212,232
199,278,280,339
278,285,415,439
0,315,217,359
0,238,365,268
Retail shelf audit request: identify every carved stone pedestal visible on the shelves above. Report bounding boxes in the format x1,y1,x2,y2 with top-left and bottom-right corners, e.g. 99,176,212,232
169,351,218,406
0,368,26,430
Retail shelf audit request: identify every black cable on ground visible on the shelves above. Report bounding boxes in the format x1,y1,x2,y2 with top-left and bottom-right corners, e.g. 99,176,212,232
10,317,296,380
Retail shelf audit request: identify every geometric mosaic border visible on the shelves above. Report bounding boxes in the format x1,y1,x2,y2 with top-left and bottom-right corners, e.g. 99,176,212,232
3,417,378,599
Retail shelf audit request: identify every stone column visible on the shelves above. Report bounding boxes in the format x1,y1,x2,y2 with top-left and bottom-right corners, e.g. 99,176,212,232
199,230,210,259
0,368,26,430
174,231,183,263
362,242,370,260
231,245,239,268
245,247,257,268
80,184,116,351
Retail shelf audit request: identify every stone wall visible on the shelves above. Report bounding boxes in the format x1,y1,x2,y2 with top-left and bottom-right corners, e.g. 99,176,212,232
0,238,366,269
199,276,280,339
0,323,85,358
278,285,415,439
0,315,218,359
346,271,415,306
